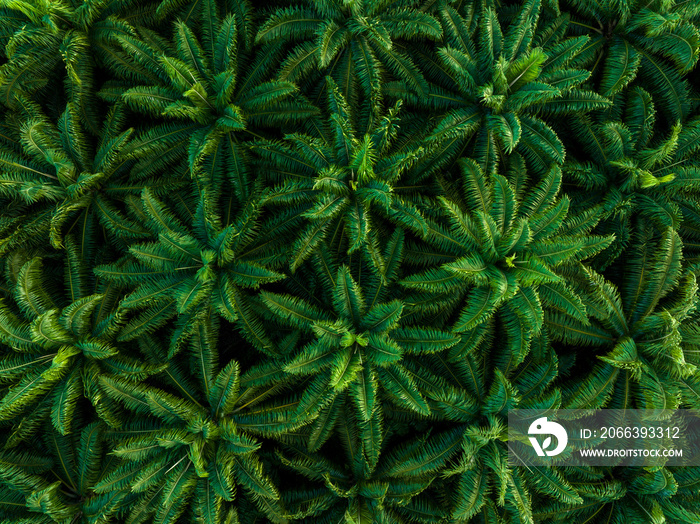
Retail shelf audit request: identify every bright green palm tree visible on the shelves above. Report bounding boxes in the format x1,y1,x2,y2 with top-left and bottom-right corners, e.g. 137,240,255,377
253,77,437,271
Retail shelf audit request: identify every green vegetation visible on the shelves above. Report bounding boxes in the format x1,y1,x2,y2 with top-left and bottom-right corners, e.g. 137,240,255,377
0,0,700,522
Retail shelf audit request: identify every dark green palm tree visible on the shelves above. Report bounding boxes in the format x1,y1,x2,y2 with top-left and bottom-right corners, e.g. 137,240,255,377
546,225,698,410
93,186,285,354
0,251,164,443
0,0,160,132
387,0,610,175
0,421,135,523
563,0,700,121
94,349,301,524
256,0,442,133
99,4,318,190
565,86,700,265
0,99,149,258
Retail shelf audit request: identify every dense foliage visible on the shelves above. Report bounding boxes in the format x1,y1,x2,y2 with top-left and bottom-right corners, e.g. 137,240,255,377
1,0,700,522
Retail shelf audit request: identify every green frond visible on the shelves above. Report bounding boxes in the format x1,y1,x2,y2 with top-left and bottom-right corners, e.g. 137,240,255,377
260,291,329,330
14,258,57,317
379,426,462,478
376,365,430,416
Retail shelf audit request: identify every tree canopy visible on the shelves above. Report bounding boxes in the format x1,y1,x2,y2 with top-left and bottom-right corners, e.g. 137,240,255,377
1,0,700,523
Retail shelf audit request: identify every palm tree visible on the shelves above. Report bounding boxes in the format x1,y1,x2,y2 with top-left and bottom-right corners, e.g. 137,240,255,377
256,0,442,133
386,0,610,175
